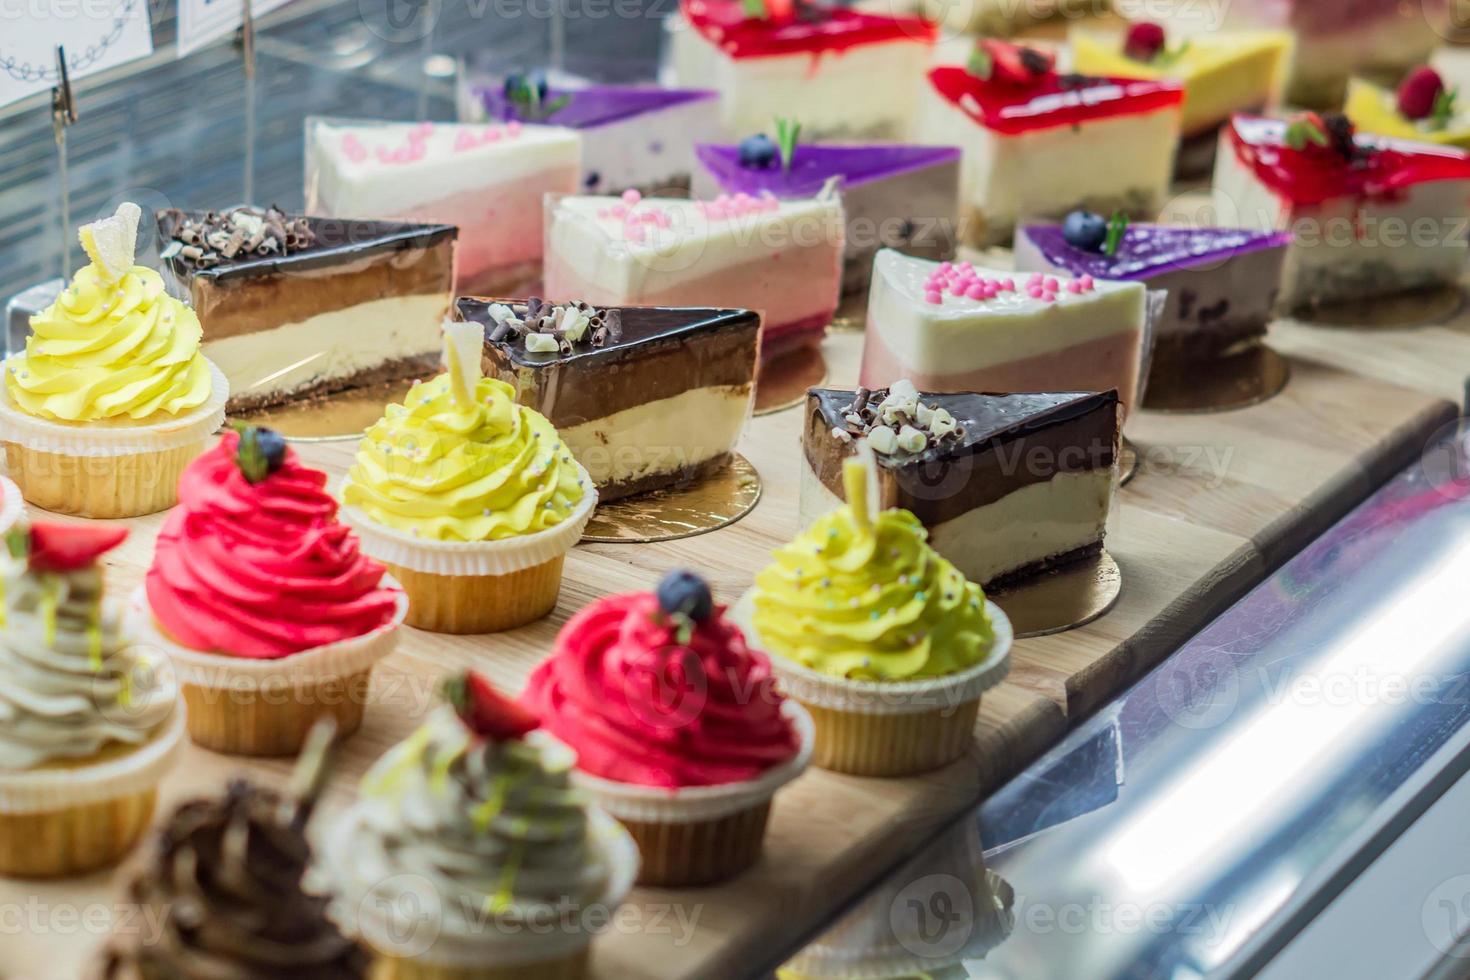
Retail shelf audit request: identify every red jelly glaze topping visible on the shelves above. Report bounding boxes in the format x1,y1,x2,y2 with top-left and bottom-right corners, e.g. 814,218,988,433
682,0,936,60
522,592,801,789
1227,115,1470,208
927,65,1184,136
146,431,401,659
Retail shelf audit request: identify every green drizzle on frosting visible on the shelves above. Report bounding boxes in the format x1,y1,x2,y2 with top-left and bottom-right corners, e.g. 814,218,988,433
753,458,993,681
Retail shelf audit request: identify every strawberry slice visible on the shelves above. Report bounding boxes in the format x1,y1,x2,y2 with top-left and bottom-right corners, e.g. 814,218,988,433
973,39,1054,87
442,670,540,741
26,522,128,573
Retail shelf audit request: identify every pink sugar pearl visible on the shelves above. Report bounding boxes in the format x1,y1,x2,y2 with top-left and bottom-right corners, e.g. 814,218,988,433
925,290,943,304
622,188,642,205
1027,285,1044,299
964,283,986,300
1067,280,1083,293
999,278,1015,291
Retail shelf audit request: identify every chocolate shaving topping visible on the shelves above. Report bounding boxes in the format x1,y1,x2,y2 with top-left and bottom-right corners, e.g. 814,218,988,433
830,382,964,456
159,205,316,269
483,297,622,355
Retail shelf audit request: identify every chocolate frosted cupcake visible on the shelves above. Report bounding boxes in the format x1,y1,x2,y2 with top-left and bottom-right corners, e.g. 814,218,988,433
101,722,366,979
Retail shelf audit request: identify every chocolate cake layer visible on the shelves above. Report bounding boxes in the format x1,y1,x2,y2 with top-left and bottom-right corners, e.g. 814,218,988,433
226,353,439,414
804,389,1120,526
983,541,1105,592
159,212,456,340
461,298,761,426
598,452,734,503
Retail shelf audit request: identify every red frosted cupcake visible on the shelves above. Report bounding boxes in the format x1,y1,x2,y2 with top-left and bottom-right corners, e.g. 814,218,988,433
523,569,813,886
131,426,407,756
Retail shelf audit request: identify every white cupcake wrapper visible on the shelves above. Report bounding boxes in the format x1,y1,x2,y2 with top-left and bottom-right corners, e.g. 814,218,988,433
0,707,186,815
0,358,228,457
0,476,24,534
730,595,1013,716
125,580,408,689
323,802,639,967
338,466,597,577
572,699,815,824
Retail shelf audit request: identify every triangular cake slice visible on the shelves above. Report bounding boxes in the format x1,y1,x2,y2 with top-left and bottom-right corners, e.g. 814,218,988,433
467,81,722,196
157,206,456,412
693,142,961,294
1015,220,1290,361
860,249,1148,416
459,296,759,502
801,382,1121,589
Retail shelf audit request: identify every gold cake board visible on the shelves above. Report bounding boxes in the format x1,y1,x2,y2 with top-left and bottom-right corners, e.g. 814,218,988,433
580,455,762,543
1142,345,1292,414
988,550,1122,639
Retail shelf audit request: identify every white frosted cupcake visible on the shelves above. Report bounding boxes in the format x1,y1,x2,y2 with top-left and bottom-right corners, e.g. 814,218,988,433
0,521,183,877
322,671,637,979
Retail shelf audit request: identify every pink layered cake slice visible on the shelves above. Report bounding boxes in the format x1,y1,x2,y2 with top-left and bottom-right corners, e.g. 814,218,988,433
543,189,844,361
667,0,937,140
1213,113,1470,311
916,40,1184,248
860,249,1149,416
305,117,581,294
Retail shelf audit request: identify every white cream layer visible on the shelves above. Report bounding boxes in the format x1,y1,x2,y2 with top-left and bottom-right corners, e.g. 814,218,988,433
915,86,1179,229
865,249,1147,372
547,193,844,295
799,461,1113,586
205,293,446,403
668,21,929,138
559,384,752,489
307,119,582,217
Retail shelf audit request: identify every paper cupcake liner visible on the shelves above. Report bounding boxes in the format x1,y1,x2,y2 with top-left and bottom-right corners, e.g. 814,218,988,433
385,557,567,634
0,475,23,534
0,787,160,877
0,707,186,815
572,700,815,824
327,806,639,969
731,596,1013,716
339,466,597,577
619,802,774,887
127,582,407,756
370,948,588,980
0,358,228,457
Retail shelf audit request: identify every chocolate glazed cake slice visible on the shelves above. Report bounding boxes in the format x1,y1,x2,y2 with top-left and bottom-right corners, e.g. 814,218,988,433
460,296,759,501
800,381,1121,589
158,206,456,412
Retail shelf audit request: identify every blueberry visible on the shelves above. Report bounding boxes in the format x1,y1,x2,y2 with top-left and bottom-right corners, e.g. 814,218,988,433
256,427,288,473
503,71,549,103
738,134,778,169
584,170,602,190
1062,210,1108,253
657,569,714,622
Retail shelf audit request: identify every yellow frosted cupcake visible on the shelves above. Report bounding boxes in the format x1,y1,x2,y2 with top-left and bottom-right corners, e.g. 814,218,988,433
340,320,595,633
0,521,184,877
736,453,1012,777
0,203,228,517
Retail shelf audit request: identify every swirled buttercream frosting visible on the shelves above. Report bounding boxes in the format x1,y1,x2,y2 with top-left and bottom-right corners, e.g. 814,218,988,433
100,779,368,980
752,459,994,681
525,586,800,788
338,706,613,934
342,365,585,542
0,527,176,771
146,430,400,659
6,203,212,422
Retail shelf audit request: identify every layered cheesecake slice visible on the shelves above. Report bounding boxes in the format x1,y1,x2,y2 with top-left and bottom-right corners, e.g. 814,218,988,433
543,189,843,361
801,382,1120,588
1070,22,1290,173
693,138,960,295
916,41,1184,248
666,0,936,140
1345,68,1470,150
1015,215,1291,364
1213,114,1470,311
861,250,1149,417
460,296,758,501
463,75,723,195
304,117,580,295
157,206,454,412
